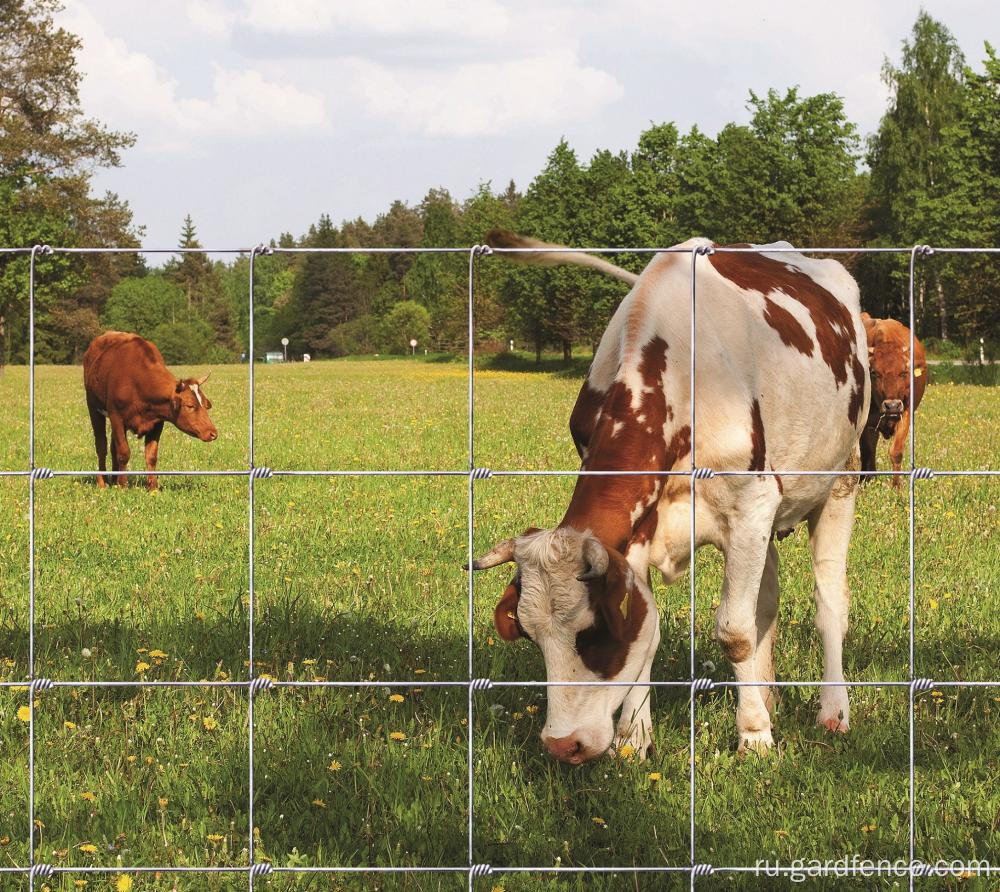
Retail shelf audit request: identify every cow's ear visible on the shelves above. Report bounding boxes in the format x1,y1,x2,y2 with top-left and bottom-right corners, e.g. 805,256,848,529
595,559,635,642
175,379,185,393
204,397,213,410
493,576,524,641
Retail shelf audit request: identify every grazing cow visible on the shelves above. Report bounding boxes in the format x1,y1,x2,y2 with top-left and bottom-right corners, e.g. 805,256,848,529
83,332,217,490
859,313,928,488
471,230,869,761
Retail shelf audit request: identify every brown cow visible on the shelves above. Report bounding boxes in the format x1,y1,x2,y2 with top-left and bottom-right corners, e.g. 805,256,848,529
83,332,217,490
859,313,928,488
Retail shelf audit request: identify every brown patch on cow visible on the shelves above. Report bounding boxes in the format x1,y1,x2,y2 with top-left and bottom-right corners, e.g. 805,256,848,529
710,251,857,386
575,551,648,678
847,355,866,427
761,296,814,356
831,448,860,500
749,399,766,471
717,628,752,664
569,381,606,460
775,527,795,541
771,464,784,494
561,337,687,553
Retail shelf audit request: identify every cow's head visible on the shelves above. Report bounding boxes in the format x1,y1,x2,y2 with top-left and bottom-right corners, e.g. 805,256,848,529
470,527,659,764
868,338,921,436
172,373,218,442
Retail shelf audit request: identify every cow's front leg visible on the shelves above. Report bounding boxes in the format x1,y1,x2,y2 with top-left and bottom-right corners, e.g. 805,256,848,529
110,416,131,489
716,510,777,753
808,482,857,733
888,409,910,491
613,634,658,759
144,422,164,491
859,425,878,485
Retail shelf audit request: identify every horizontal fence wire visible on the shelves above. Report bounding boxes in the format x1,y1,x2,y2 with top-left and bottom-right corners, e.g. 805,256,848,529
3,241,997,888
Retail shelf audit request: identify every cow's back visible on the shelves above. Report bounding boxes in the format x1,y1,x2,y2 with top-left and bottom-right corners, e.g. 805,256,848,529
84,332,170,409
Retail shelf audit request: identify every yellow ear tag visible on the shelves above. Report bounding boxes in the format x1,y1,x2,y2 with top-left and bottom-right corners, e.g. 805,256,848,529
913,367,923,377
619,593,629,621
506,611,516,620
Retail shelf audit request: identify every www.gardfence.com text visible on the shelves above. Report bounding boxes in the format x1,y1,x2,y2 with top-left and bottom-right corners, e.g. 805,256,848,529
755,858,991,882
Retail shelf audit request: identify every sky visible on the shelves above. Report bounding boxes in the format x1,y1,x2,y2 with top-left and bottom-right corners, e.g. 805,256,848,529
62,0,1000,253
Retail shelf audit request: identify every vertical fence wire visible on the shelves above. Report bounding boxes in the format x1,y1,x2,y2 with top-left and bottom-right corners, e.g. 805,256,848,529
7,241,999,887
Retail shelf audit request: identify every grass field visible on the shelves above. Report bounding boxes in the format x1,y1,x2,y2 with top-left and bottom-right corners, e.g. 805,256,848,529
0,358,997,891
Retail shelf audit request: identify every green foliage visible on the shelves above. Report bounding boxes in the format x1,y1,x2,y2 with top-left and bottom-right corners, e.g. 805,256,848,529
379,300,431,354
324,313,380,357
101,275,186,339
148,319,214,364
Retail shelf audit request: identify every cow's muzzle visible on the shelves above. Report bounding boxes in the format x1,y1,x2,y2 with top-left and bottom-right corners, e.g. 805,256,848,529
542,733,601,765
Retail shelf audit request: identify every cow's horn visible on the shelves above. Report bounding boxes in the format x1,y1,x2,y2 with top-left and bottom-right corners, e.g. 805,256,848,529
196,372,211,385
464,538,516,571
577,537,609,581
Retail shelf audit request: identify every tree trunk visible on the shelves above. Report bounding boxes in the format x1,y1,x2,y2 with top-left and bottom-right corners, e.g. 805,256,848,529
936,279,948,340
535,336,542,364
562,339,572,362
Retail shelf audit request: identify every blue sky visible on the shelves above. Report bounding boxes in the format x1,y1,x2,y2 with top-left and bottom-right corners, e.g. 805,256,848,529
63,0,1000,251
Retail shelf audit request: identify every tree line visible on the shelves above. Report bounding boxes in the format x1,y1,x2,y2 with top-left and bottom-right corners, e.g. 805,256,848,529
1,4,997,366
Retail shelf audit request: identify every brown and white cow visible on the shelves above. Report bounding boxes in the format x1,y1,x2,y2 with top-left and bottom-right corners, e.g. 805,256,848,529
859,313,928,488
472,230,869,761
83,331,217,490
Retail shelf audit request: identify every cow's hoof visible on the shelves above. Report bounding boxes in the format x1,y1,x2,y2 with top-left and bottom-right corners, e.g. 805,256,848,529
613,731,653,762
817,714,850,733
737,728,774,754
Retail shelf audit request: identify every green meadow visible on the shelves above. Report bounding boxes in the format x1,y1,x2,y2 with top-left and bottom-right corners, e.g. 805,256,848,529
0,359,996,891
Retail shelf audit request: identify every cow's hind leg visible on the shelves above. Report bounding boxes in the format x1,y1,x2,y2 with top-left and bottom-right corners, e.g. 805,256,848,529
859,426,878,486
888,409,910,491
808,476,857,733
756,540,780,718
144,421,164,491
715,485,781,752
87,400,109,488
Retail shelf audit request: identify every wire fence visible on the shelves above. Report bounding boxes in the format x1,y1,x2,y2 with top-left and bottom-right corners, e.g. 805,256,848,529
1,241,999,889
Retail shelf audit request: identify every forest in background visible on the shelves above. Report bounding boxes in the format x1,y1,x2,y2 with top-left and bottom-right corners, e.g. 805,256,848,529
1,3,998,365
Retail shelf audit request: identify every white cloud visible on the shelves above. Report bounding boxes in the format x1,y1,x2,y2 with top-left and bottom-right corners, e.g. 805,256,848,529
243,0,510,38
63,1,327,151
185,0,234,37
346,48,623,137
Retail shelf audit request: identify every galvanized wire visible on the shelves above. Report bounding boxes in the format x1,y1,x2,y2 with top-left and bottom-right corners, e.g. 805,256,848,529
7,241,997,887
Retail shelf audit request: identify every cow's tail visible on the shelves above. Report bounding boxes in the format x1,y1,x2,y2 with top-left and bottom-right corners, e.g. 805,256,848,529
485,229,639,286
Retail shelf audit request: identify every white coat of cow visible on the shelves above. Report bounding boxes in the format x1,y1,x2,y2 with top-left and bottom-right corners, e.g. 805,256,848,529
471,230,870,762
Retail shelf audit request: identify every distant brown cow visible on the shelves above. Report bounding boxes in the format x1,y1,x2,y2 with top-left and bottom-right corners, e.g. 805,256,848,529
860,313,928,488
83,332,217,490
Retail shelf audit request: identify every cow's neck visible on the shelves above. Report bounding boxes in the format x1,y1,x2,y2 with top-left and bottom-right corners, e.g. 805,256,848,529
559,339,690,555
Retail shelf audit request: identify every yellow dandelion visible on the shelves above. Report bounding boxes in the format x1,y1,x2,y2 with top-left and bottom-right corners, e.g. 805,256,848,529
312,798,326,808
490,886,506,892
525,704,539,715
74,881,88,889
194,610,206,621
0,836,9,846
302,659,317,666
79,843,98,854
414,668,426,675
389,694,405,703
158,797,168,809
135,661,151,674
648,772,662,782
202,716,219,731
328,760,342,772
389,731,406,741
206,834,224,843
80,791,96,803
64,721,76,730
487,636,495,646
421,775,432,782
126,755,137,763
929,598,939,610
618,744,636,759
148,649,168,659
116,877,133,892
17,705,31,722
512,712,523,720
775,829,789,838
592,816,606,826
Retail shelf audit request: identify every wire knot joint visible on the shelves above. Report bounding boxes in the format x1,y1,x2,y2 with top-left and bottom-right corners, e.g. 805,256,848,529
911,467,934,480
692,467,715,479
251,466,273,479
471,467,493,480
249,676,274,695
250,862,273,877
31,467,54,480
470,678,493,691
469,864,493,877
692,863,715,876
911,678,935,694
692,677,715,693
